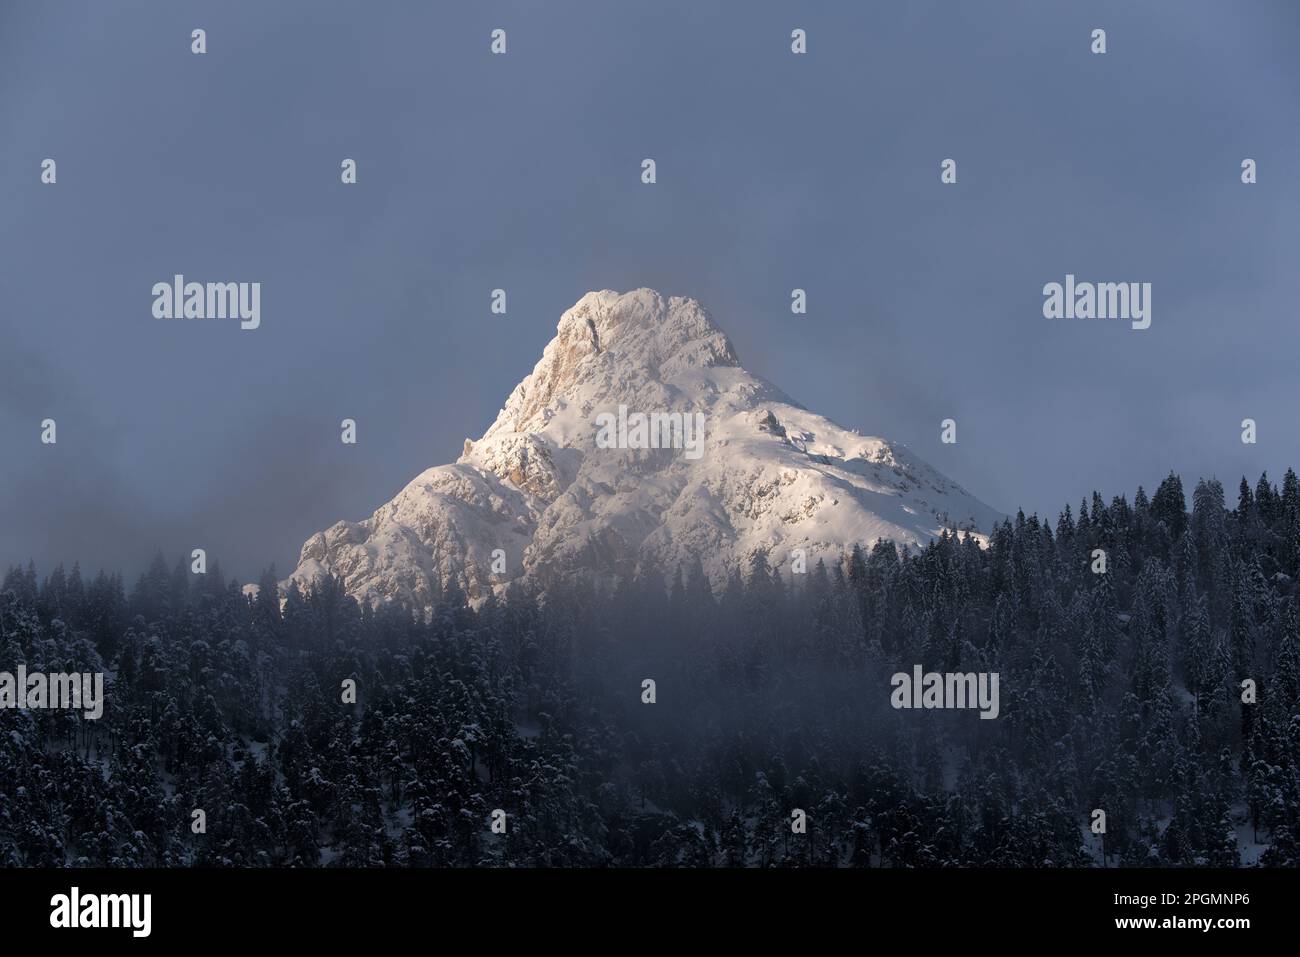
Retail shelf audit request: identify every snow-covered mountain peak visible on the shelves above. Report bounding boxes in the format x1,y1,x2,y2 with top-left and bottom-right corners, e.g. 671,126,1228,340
288,289,1002,611
477,289,741,441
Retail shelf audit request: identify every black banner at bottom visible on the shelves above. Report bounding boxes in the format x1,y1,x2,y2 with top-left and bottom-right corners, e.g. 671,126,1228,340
0,867,1276,943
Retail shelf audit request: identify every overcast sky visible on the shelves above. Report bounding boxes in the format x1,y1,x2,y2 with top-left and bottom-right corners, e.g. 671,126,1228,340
2,0,1297,583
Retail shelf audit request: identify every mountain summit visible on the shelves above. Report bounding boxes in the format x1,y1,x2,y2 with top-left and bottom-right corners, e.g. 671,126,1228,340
287,289,1002,609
